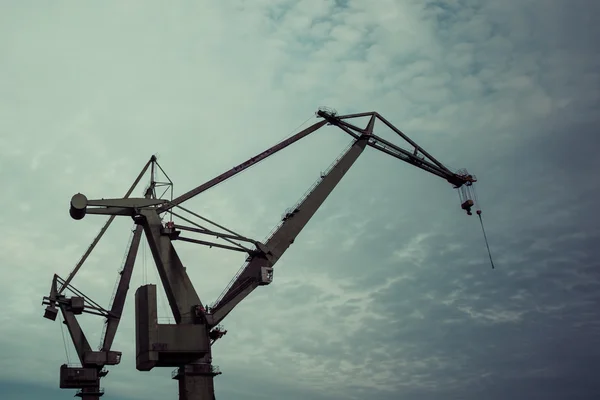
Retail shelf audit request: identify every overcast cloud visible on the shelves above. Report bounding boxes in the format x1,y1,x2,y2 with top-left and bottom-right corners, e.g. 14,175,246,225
1,1,599,399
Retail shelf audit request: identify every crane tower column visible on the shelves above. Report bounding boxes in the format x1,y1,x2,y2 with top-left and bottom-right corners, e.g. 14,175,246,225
172,354,221,400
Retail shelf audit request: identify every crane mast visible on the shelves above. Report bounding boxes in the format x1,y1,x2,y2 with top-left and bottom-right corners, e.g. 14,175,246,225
42,107,485,400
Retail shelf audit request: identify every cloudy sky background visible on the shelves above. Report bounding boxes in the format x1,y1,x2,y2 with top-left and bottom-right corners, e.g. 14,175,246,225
1,0,599,399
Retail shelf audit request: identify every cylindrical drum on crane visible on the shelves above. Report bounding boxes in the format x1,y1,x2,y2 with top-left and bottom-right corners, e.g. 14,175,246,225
70,193,88,220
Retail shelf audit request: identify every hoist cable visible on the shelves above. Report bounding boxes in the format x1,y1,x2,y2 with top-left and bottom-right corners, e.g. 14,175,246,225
60,318,71,364
478,213,495,269
143,235,148,284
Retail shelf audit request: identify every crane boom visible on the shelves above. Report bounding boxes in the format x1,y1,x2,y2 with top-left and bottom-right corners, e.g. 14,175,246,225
366,134,450,181
210,135,370,324
318,110,466,187
208,109,478,324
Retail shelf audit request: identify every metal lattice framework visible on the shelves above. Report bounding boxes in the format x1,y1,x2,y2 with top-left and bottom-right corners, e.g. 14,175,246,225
41,108,484,400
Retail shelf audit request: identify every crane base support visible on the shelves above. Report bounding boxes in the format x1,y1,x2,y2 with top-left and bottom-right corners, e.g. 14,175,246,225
172,364,220,400
59,365,99,388
135,285,210,371
75,387,104,399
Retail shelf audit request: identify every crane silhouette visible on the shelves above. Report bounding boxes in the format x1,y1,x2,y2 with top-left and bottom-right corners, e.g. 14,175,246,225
42,107,490,400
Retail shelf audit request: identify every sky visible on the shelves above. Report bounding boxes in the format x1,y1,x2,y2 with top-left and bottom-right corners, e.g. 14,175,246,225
0,0,599,399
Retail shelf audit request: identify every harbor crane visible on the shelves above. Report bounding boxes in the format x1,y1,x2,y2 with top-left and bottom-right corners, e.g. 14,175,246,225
42,107,490,400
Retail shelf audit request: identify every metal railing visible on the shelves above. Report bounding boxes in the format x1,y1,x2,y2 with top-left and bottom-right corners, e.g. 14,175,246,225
171,364,222,379
97,319,109,351
264,140,354,244
212,261,250,307
75,387,105,396
214,140,356,309
61,363,84,368
213,274,253,309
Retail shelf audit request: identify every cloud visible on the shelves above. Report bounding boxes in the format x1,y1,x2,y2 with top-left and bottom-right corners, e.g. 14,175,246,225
0,0,599,399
